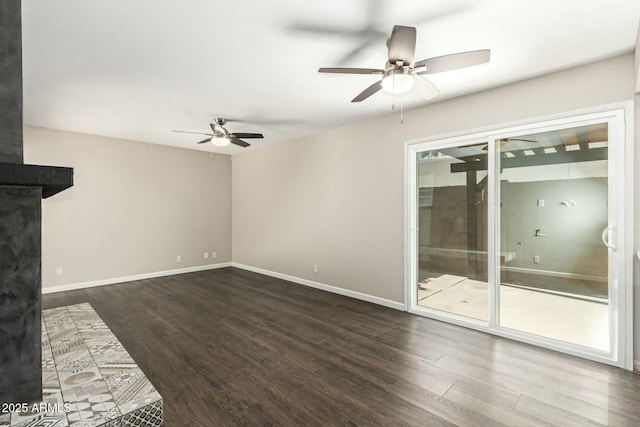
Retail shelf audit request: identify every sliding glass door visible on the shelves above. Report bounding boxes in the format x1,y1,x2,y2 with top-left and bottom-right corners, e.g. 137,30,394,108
415,143,488,321
407,109,630,368
496,122,611,351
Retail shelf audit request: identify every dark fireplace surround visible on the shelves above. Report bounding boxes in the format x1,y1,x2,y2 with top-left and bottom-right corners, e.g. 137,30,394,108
0,0,73,404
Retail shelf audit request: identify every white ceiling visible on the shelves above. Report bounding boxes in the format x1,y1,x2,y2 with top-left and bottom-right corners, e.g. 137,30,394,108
21,0,640,154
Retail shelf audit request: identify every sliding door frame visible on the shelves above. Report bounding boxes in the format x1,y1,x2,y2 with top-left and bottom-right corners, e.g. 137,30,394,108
404,103,634,369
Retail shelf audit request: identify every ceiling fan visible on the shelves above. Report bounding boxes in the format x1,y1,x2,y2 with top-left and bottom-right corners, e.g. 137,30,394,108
318,25,490,103
172,118,264,148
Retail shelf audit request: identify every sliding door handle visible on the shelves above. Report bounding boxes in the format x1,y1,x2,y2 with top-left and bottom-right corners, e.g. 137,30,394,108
601,225,616,250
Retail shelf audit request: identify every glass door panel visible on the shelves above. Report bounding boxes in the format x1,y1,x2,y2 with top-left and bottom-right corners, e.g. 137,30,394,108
497,123,610,350
416,143,488,320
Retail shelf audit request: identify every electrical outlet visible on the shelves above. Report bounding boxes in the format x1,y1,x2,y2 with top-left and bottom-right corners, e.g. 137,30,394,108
533,255,540,264
211,251,217,258
313,264,318,273
55,267,63,277
177,255,182,263
537,199,545,207
204,252,209,259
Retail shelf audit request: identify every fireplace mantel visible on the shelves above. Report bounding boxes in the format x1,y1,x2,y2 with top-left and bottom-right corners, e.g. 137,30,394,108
0,162,73,198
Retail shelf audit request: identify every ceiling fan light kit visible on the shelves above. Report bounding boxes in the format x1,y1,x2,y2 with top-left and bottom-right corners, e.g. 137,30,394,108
381,69,415,94
212,137,231,147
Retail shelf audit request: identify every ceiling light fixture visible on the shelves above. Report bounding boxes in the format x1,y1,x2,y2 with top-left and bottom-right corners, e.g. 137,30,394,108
381,69,414,94
212,137,231,147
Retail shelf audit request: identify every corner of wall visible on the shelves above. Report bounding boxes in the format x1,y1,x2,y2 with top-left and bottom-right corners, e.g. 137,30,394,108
635,22,640,94
634,95,640,369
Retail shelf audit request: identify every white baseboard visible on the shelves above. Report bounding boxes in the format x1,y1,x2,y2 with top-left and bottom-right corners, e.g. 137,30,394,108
43,261,406,312
42,262,232,294
502,266,607,283
231,262,406,311
634,360,640,373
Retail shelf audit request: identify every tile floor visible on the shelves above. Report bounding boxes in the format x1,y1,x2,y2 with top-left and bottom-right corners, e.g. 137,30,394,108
418,274,609,350
0,303,162,427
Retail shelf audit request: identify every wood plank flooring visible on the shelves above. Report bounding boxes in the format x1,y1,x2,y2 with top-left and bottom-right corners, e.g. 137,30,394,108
43,267,640,426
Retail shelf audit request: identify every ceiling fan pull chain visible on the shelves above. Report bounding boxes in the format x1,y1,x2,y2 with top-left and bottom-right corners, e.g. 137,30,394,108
391,76,396,114
400,101,404,124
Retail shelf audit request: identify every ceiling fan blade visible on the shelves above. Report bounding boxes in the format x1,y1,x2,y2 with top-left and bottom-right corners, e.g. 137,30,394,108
319,67,383,75
231,133,264,139
196,137,212,144
351,80,382,103
416,49,490,74
411,4,469,27
288,23,366,37
230,138,250,148
224,117,310,126
172,130,213,136
290,0,386,66
334,38,379,66
387,25,416,65
289,23,386,65
411,75,440,101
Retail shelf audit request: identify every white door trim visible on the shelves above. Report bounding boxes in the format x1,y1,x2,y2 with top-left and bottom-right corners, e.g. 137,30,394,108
404,102,634,370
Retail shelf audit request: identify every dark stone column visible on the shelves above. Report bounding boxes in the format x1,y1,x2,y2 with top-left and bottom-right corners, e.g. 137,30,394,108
0,0,24,163
0,0,72,406
0,186,42,404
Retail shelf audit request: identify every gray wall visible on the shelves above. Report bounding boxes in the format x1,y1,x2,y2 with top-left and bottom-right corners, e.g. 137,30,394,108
417,185,488,281
502,177,608,276
633,95,640,372
501,177,609,298
416,173,608,297
23,126,232,288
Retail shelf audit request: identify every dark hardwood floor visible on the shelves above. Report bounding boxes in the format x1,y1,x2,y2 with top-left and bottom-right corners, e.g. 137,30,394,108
43,267,640,426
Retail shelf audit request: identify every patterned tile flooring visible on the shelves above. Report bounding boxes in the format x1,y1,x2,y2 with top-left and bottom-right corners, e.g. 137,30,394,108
0,303,162,427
